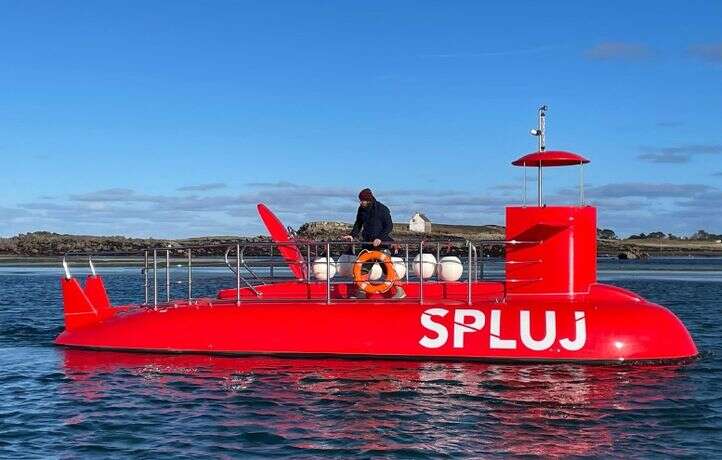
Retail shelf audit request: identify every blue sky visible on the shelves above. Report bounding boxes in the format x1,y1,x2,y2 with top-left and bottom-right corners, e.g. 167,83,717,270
2,1,722,238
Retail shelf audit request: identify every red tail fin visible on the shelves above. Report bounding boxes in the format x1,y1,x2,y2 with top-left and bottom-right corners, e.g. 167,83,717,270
84,275,114,320
61,275,115,331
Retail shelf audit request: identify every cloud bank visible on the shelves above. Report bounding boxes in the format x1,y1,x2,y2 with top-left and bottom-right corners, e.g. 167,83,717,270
176,183,228,192
688,43,722,63
3,179,722,238
637,144,722,164
585,42,652,61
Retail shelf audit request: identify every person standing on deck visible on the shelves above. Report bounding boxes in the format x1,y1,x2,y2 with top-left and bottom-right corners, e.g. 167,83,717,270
343,188,393,249
343,188,405,298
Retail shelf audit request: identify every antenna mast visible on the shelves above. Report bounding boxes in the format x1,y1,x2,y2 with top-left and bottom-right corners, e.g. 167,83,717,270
530,105,548,205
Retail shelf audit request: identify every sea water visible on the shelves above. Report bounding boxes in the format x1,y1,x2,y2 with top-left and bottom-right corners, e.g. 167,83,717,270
1,258,721,458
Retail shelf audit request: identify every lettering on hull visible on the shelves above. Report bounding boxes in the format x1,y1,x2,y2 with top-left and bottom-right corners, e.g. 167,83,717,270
419,308,587,352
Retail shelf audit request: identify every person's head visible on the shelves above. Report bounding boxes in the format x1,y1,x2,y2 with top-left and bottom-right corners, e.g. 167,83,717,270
358,188,374,207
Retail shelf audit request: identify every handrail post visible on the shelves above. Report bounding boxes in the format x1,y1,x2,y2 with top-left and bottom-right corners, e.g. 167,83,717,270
236,244,241,306
405,244,410,283
165,249,170,303
479,245,484,280
523,162,527,206
467,241,472,306
579,161,584,205
419,241,424,305
153,249,158,308
306,244,311,283
187,249,192,302
326,242,331,305
144,250,148,304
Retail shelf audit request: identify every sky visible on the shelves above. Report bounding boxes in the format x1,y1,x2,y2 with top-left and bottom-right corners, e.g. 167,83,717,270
1,1,722,238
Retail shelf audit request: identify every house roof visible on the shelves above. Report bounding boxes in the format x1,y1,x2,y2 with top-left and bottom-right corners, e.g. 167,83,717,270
412,212,431,222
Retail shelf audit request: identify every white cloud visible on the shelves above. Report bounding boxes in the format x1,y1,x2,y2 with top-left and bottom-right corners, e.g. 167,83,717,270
176,183,228,192
689,43,722,63
638,144,722,164
4,180,722,238
585,42,652,61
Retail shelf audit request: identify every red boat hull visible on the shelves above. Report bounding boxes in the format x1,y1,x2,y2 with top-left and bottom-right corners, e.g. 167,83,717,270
55,279,697,363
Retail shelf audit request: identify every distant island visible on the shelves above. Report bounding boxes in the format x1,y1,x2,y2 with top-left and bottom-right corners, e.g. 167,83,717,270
2,224,722,262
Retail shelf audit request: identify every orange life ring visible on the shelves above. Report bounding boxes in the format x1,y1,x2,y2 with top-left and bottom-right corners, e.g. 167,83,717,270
352,250,398,294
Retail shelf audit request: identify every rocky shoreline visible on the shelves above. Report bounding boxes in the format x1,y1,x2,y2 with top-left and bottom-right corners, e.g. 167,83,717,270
2,224,722,261
0,231,269,256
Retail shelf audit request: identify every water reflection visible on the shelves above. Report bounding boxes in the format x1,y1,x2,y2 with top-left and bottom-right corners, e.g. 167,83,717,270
60,350,691,457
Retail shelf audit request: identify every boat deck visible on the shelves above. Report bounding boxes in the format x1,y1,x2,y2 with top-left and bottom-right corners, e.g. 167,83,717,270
215,280,506,304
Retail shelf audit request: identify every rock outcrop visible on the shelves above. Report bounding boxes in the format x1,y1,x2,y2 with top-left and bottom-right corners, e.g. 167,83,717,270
3,225,721,258
617,247,649,260
297,222,352,240
0,232,270,257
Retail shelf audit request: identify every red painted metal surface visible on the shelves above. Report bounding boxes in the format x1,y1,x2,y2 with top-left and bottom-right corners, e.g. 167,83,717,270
257,203,306,280
84,275,114,320
60,278,99,331
512,151,589,167
506,206,596,296
55,279,697,362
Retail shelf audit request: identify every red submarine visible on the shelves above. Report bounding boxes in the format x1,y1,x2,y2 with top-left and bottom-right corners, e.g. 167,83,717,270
55,107,697,363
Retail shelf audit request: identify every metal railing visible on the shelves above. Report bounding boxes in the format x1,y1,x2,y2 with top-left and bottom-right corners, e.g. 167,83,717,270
62,237,539,308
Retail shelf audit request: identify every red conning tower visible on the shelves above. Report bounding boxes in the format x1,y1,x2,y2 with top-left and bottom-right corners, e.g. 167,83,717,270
506,106,595,297
506,151,594,296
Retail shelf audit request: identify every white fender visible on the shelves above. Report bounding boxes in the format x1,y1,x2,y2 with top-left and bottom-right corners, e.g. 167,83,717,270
437,256,463,282
312,257,336,281
413,253,437,279
336,254,356,277
391,256,406,279
368,262,383,281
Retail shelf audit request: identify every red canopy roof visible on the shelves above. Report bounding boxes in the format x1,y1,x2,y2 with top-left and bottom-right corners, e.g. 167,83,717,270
512,150,589,167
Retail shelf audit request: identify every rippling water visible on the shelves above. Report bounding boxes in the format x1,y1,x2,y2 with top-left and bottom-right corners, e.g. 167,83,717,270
2,259,722,457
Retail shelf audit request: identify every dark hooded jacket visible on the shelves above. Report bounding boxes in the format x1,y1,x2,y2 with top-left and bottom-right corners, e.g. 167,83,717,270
351,199,393,243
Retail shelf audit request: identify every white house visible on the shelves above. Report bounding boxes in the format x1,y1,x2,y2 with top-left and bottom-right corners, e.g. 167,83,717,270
409,212,432,233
